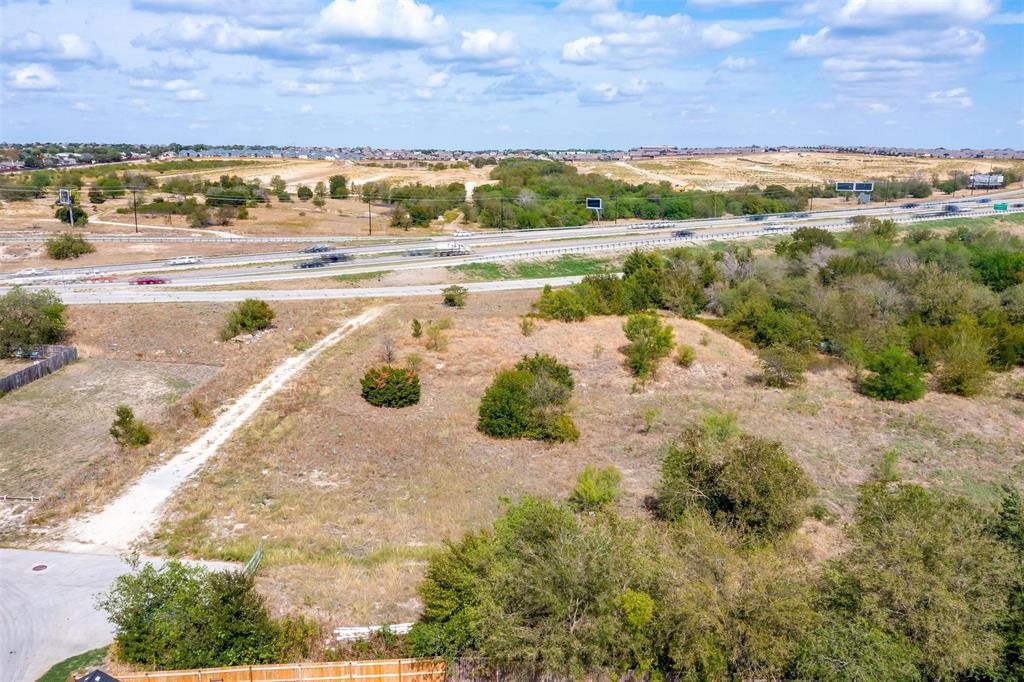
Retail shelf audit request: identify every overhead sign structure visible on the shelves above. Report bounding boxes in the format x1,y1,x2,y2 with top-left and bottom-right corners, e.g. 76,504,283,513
585,197,603,210
835,182,874,193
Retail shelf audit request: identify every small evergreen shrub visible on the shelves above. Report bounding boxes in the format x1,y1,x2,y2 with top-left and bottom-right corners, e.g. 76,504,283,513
758,344,808,388
45,232,95,260
221,299,275,340
411,319,422,338
110,405,152,448
675,344,696,367
361,365,421,408
859,346,925,402
569,465,622,511
478,354,577,441
442,285,468,308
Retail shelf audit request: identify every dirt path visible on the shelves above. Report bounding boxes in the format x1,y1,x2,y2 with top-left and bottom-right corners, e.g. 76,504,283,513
57,307,384,554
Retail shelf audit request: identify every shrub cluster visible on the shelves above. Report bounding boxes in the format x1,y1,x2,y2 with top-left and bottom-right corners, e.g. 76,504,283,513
360,365,421,408
45,232,95,260
477,353,578,442
109,405,152,448
221,299,275,340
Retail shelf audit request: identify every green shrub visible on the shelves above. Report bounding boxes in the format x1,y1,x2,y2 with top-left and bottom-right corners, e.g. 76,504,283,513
622,312,675,380
54,204,88,225
45,232,95,260
936,326,991,396
757,344,808,388
411,319,422,338
361,365,421,408
535,285,588,322
425,320,449,351
675,343,696,367
859,346,925,401
478,354,576,441
221,299,275,340
657,422,815,541
442,284,468,308
519,317,535,336
568,465,622,511
0,286,66,357
110,405,152,448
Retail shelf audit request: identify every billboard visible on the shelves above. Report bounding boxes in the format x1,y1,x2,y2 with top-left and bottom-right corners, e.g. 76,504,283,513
835,181,874,192
585,197,603,210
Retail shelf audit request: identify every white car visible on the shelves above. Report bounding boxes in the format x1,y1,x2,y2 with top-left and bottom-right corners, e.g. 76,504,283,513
452,230,475,238
167,256,201,266
14,268,48,278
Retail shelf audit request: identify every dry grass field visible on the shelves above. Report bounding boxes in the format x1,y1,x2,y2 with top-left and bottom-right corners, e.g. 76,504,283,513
146,290,1023,625
577,152,1024,191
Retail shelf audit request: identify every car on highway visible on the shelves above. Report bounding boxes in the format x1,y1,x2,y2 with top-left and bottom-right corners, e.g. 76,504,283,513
128,276,170,285
452,230,475,238
795,212,811,218
747,215,767,222
673,230,695,238
1013,203,1024,208
301,244,334,253
167,255,201,266
320,253,353,263
901,202,917,208
764,224,785,232
294,259,327,269
14,268,49,278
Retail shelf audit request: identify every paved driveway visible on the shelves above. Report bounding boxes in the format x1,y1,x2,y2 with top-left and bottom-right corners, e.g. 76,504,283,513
0,548,230,682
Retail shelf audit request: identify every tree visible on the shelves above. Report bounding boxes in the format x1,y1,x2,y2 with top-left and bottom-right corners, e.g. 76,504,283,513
935,324,991,396
361,366,421,408
45,232,95,260
411,319,422,338
757,343,808,388
296,184,313,201
622,312,674,380
189,205,212,228
54,203,88,225
442,285,468,308
788,617,921,681
858,346,925,401
776,227,836,258
98,560,281,667
313,181,327,202
657,422,815,542
87,186,106,204
568,465,622,512
0,287,66,357
329,174,349,198
110,405,152,448
221,299,275,340
477,354,578,442
821,482,1014,680
270,175,286,193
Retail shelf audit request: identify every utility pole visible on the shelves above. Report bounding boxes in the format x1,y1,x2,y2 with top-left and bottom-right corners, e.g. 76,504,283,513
499,196,504,230
366,197,372,235
131,189,139,233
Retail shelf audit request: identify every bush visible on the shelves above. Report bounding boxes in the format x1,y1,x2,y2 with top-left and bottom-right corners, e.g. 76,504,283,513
622,312,675,380
411,319,422,338
568,465,622,511
519,317,535,336
859,346,925,401
361,365,421,408
110,405,152,448
54,204,88,225
936,326,991,396
221,299,275,340
535,285,588,322
675,343,696,367
98,561,283,667
757,344,808,388
425,320,450,351
658,422,815,541
0,287,66,357
296,184,313,200
442,285,468,308
478,354,576,441
45,232,95,260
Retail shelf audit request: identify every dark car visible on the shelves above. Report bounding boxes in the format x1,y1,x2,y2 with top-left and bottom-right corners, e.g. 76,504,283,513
747,214,767,222
320,253,353,263
901,202,917,208
301,244,333,254
294,259,327,269
129,276,170,285
977,198,991,203
673,230,694,238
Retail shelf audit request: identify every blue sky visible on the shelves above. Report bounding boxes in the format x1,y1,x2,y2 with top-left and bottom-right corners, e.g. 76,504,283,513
1,0,1022,148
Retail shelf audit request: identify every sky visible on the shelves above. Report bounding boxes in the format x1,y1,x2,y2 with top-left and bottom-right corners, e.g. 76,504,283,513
0,0,1022,149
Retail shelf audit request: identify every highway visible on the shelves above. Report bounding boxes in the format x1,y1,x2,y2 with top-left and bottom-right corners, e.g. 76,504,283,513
2,191,1021,302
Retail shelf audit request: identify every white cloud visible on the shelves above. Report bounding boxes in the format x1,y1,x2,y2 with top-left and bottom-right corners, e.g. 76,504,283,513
317,0,448,45
414,88,433,99
719,55,756,71
832,0,995,28
188,121,209,130
129,77,195,91
429,28,521,73
578,77,651,105
176,88,208,101
426,71,449,88
865,102,893,113
562,36,609,64
308,66,366,82
926,87,973,108
556,0,617,11
134,17,323,60
701,24,746,49
214,71,265,84
278,80,335,95
459,29,517,58
299,104,315,114
485,67,573,100
0,32,109,67
6,63,59,90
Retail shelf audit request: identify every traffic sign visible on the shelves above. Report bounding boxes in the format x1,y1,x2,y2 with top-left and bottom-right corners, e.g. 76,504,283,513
58,188,72,205
994,203,1008,212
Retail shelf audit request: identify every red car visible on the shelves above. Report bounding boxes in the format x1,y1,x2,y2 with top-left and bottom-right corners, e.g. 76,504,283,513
128,276,170,285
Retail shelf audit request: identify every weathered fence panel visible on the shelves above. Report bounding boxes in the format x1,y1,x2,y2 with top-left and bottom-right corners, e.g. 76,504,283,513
0,344,77,394
101,658,446,682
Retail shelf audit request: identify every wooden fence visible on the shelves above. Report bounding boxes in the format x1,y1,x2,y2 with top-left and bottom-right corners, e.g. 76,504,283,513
100,659,446,682
0,344,77,394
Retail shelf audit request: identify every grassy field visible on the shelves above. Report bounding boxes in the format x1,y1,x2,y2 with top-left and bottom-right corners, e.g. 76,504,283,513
36,647,108,682
450,255,614,281
148,291,1024,624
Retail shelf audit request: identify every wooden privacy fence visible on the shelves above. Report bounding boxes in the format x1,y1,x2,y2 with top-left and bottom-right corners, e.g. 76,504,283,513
102,659,446,682
0,344,77,394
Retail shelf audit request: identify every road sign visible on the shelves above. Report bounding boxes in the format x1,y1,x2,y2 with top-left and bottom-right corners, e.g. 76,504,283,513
994,203,1008,212
585,197,603,210
835,182,874,193
58,188,72,205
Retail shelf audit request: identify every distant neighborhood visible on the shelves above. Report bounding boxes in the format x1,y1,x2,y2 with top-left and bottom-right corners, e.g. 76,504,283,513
2,142,1022,172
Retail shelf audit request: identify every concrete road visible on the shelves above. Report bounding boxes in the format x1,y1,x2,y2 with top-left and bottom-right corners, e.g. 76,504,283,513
0,548,231,682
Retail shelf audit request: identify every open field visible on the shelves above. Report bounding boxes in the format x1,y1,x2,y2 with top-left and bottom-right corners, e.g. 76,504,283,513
576,152,1024,191
145,291,1024,624
0,359,218,499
